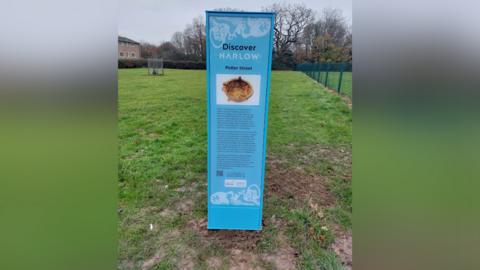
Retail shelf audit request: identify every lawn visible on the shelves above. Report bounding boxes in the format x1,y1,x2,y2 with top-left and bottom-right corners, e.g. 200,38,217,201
118,68,352,270
310,71,352,99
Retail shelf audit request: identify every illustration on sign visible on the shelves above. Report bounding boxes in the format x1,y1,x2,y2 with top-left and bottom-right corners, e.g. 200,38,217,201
211,184,261,206
207,11,275,230
209,17,272,49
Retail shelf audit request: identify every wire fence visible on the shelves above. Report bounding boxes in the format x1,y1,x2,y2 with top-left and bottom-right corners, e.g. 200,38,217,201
297,62,352,98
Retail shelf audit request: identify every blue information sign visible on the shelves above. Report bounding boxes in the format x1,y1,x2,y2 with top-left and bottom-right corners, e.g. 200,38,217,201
206,11,275,230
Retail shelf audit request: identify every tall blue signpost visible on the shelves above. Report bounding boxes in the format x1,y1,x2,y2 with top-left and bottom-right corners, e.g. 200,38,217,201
206,11,275,230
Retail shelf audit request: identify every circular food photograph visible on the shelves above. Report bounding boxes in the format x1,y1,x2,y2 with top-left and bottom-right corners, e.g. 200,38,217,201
222,76,254,102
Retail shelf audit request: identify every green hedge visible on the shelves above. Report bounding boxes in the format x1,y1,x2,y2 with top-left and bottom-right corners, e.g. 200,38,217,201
119,58,297,70
118,59,206,69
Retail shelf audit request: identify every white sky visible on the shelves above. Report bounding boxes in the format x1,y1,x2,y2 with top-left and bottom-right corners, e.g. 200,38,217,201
119,0,352,45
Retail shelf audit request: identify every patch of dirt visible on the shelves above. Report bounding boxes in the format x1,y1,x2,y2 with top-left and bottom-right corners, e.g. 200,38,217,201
188,218,297,270
261,233,297,270
169,228,181,237
175,198,195,212
159,208,175,218
332,230,352,270
266,157,336,207
138,206,159,216
188,218,263,251
295,144,352,176
229,249,264,270
175,181,199,193
118,260,135,270
206,256,223,270
188,218,267,269
141,249,166,270
265,144,351,207
173,246,196,270
140,229,190,270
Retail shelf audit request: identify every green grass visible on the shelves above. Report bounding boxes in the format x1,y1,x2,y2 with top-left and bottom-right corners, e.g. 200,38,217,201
310,71,352,98
118,68,352,269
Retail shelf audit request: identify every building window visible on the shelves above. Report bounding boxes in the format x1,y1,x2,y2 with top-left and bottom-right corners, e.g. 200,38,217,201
131,53,135,57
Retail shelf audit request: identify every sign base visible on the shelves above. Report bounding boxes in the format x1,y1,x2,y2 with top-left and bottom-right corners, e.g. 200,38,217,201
208,206,262,230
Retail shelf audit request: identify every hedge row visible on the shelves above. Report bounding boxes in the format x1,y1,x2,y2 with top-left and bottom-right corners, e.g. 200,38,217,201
118,59,295,70
118,59,206,69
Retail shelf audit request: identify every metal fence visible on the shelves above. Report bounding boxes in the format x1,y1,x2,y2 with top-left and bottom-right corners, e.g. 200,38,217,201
297,62,352,97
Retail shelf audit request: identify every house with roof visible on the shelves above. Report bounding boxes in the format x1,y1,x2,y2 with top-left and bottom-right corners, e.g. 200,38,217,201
118,36,141,59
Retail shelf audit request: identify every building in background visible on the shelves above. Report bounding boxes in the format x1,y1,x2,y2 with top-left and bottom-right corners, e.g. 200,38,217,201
118,36,140,59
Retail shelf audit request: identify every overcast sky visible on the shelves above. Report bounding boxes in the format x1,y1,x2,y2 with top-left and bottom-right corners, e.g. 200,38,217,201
119,0,352,45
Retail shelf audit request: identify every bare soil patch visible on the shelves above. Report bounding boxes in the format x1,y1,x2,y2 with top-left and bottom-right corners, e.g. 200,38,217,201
189,218,298,270
140,229,183,270
229,249,264,270
141,249,166,270
261,233,297,270
266,144,352,208
188,218,263,251
332,230,352,270
265,156,336,207
159,208,174,218
206,256,223,270
175,198,195,212
173,246,196,270
297,144,352,174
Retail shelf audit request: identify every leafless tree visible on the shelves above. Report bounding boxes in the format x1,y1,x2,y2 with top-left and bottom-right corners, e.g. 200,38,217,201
140,42,158,58
343,30,352,61
157,42,183,60
264,3,314,57
318,8,348,46
302,23,316,60
300,8,350,62
181,16,206,61
170,31,185,53
192,16,206,61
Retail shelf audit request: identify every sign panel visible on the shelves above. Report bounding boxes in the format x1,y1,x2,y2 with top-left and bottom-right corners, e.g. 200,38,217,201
206,11,275,230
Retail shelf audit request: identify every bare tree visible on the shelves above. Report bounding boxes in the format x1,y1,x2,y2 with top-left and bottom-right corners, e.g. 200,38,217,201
319,8,348,46
180,16,206,61
299,8,351,62
342,30,352,62
170,31,185,53
264,3,314,57
302,23,316,60
140,42,158,58
192,16,206,61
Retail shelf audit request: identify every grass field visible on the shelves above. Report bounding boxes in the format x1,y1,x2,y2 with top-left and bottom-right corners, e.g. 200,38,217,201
118,68,352,269
310,72,352,99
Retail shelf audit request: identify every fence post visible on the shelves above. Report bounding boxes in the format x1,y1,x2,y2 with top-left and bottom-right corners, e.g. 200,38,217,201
320,63,323,84
324,63,330,87
316,63,320,82
338,63,344,94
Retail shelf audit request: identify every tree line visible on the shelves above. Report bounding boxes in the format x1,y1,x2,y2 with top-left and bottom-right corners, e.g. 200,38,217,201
140,3,351,69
